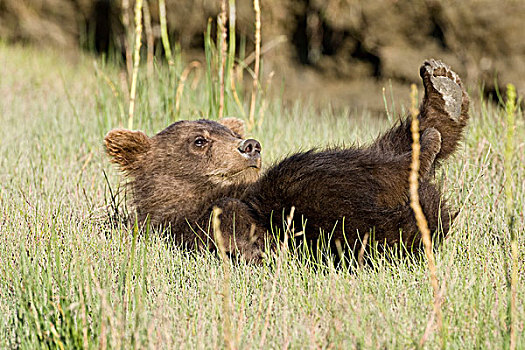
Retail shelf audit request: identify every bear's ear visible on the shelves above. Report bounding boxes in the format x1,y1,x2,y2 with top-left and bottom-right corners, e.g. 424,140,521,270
104,129,151,170
219,117,245,138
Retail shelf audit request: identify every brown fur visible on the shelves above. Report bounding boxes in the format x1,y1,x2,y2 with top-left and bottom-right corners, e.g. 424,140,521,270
105,59,469,262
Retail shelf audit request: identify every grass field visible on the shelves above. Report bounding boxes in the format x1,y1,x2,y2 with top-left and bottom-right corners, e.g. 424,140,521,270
0,42,524,349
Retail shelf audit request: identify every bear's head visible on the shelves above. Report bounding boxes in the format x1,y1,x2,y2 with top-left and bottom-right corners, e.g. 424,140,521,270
104,117,262,224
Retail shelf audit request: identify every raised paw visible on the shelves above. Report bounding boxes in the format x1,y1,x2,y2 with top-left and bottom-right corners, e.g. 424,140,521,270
420,59,468,123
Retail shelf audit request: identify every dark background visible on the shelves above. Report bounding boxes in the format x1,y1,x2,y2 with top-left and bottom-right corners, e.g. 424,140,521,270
1,0,524,111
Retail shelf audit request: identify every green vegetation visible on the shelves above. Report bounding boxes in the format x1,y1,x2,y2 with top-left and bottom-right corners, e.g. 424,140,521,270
0,43,523,348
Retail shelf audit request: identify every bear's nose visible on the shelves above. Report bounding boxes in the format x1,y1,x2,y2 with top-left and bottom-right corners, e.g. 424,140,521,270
238,139,261,157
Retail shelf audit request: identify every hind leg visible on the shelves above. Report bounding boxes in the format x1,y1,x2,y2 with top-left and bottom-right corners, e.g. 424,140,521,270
375,127,442,207
419,59,470,162
372,59,469,162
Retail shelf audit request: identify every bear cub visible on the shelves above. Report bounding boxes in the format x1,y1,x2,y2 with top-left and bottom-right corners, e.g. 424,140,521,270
105,59,469,262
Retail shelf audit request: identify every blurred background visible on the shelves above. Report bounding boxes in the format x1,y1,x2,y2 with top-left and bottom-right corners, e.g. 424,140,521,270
1,0,524,112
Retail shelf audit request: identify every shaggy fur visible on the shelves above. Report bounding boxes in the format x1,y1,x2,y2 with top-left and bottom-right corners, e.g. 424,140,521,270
105,60,469,262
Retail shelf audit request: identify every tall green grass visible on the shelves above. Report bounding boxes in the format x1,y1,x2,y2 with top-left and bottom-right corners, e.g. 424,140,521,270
0,41,524,348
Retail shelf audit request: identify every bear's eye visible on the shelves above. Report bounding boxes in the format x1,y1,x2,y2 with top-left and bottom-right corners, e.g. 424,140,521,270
194,137,208,147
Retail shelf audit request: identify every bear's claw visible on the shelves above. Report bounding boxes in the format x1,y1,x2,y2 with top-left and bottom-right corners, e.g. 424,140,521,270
420,59,464,122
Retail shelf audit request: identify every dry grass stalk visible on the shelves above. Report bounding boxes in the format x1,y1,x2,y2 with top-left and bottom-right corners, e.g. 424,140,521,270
259,207,294,348
256,71,274,128
230,75,244,115
283,206,295,246
127,0,144,130
228,0,237,78
227,0,243,114
93,62,126,122
142,0,154,77
175,61,202,114
79,279,89,350
218,0,228,119
408,84,443,346
158,0,173,66
119,70,130,102
248,0,261,130
243,36,286,67
232,36,285,118
504,84,517,350
233,36,286,86
235,290,246,347
89,266,109,350
357,232,369,268
212,207,234,349
121,0,133,79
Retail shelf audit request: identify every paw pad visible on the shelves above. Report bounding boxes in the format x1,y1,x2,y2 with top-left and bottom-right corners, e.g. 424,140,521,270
421,59,463,121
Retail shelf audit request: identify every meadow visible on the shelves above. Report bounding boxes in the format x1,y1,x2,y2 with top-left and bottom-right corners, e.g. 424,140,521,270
0,41,523,349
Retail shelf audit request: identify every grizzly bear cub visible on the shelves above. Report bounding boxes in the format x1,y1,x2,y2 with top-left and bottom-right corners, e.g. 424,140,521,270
105,59,469,262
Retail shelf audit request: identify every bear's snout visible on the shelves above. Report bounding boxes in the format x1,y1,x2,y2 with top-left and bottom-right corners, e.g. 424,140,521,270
238,139,261,158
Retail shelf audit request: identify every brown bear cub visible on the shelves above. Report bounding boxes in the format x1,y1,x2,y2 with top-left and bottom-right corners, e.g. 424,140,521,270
105,60,469,262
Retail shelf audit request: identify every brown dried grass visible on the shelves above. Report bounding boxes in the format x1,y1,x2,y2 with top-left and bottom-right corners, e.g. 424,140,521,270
218,0,228,120
408,84,443,347
212,207,234,349
248,0,261,130
126,0,143,130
